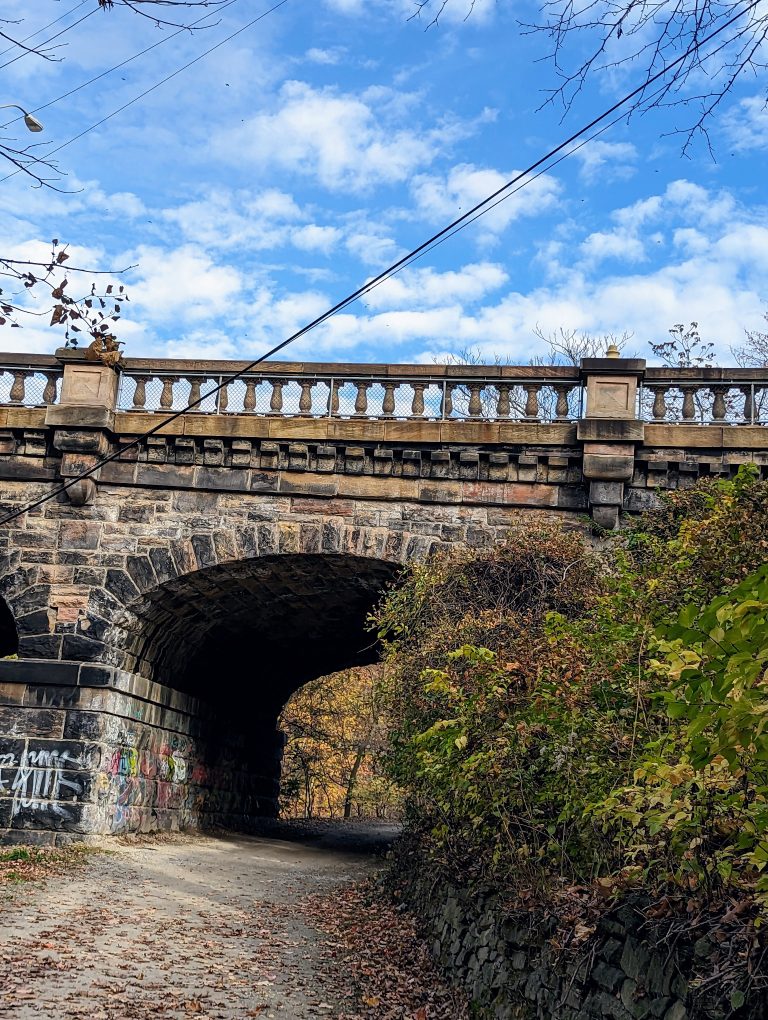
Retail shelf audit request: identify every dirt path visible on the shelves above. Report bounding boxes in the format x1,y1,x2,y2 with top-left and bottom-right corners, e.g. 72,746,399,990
0,824,399,1019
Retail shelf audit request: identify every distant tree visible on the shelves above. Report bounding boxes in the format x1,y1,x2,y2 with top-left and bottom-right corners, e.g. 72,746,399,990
733,313,768,367
279,666,401,821
531,325,633,364
649,322,716,368
531,0,768,148
439,327,632,420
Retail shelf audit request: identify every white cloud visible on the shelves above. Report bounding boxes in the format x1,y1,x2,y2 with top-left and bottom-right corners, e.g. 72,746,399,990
363,262,508,309
162,189,308,250
411,163,561,244
577,180,740,267
324,0,365,12
580,230,647,264
213,81,460,192
305,47,345,65
128,245,243,326
345,228,400,266
291,224,343,253
569,140,637,182
324,0,496,23
725,95,768,152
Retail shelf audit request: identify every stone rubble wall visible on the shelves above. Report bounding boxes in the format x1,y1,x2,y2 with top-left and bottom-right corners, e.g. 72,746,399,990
0,659,281,843
399,875,767,1019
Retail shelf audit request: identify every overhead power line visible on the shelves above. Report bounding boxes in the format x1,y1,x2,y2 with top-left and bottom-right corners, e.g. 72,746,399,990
0,0,288,183
0,1,90,59
0,0,242,132
0,7,100,72
0,0,762,527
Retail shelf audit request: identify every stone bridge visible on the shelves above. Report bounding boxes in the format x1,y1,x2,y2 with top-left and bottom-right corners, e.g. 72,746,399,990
1,348,767,843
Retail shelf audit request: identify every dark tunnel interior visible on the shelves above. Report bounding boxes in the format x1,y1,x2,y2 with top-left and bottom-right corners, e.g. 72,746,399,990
123,553,401,719
0,596,19,659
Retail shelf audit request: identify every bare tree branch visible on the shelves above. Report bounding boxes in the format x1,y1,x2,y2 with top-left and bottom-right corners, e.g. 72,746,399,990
527,0,768,143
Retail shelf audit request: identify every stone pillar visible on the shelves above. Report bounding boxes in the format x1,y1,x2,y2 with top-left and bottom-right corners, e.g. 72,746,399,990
45,349,120,506
578,357,646,529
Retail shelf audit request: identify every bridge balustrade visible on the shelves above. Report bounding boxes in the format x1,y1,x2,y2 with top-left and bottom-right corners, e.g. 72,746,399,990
114,365,583,422
639,370,768,425
1,352,768,426
0,355,62,407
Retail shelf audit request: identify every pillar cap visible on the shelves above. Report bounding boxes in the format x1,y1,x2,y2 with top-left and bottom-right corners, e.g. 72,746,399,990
580,357,646,376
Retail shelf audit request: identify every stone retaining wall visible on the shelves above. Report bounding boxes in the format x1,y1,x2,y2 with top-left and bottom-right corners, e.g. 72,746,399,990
398,873,767,1019
0,659,281,843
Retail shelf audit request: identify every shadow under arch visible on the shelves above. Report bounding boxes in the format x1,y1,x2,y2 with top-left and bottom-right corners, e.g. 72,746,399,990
107,552,401,719
0,594,18,658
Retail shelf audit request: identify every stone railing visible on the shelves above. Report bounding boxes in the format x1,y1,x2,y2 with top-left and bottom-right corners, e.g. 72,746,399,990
2,352,768,426
640,368,768,425
0,354,63,407
114,361,583,422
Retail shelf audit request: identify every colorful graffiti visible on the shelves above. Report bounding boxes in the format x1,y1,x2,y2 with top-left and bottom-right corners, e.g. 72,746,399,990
98,736,201,832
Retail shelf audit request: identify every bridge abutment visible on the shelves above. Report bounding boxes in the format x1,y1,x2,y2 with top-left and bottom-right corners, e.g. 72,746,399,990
0,657,283,843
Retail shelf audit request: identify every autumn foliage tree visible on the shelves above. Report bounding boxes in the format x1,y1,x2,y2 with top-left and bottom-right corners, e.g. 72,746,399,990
279,666,401,821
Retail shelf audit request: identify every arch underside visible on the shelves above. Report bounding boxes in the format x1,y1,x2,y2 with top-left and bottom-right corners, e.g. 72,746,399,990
109,553,399,715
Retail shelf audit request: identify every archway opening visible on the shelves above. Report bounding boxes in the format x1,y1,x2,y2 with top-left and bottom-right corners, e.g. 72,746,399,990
119,553,399,711
108,553,401,824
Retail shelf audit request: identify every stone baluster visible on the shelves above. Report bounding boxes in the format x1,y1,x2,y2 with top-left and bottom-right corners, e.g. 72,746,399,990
711,385,727,422
354,381,371,416
441,383,454,419
217,381,229,413
647,385,668,420
43,372,59,405
681,386,696,422
159,377,177,410
269,379,284,414
327,381,340,416
495,384,511,419
131,375,148,410
243,378,258,413
742,385,756,425
410,382,426,417
299,379,314,415
523,383,540,420
554,384,573,420
467,383,483,418
382,382,397,416
188,377,203,411
9,370,28,404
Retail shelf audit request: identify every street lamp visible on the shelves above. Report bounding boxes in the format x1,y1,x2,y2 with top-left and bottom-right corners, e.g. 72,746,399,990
0,104,44,132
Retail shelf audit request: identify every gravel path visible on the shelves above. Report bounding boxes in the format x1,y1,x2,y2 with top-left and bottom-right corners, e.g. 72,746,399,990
0,823,399,1019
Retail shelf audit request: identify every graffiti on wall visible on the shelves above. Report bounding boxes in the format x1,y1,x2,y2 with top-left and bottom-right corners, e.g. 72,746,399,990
0,747,84,819
102,743,188,784
98,737,200,831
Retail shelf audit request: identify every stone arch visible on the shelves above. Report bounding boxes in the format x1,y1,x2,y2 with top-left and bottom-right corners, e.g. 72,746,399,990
95,519,449,700
80,521,453,827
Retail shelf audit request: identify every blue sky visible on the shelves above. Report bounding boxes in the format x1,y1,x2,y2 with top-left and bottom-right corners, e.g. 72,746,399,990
1,0,767,365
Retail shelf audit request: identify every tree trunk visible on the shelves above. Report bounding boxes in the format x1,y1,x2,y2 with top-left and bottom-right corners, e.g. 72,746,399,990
343,746,367,820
